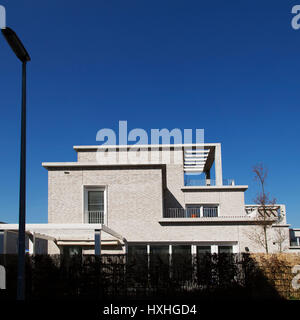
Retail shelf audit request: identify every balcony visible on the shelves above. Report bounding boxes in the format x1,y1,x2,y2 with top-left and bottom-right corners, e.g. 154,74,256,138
85,211,104,224
160,207,275,224
184,178,235,187
164,207,218,218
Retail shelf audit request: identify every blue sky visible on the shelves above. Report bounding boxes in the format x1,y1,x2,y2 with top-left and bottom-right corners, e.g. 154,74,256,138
0,1,299,226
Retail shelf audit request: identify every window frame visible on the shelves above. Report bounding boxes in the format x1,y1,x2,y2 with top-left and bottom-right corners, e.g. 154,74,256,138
83,186,107,225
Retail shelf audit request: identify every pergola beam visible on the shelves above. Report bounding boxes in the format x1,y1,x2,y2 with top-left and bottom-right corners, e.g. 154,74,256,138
0,223,104,231
0,224,126,256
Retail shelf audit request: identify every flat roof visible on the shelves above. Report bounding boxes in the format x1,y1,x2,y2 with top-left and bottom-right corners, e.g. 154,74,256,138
72,143,218,174
42,162,166,169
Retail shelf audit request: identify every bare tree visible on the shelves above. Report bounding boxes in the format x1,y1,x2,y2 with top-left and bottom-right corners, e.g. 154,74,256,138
251,163,277,254
245,225,271,253
273,228,289,253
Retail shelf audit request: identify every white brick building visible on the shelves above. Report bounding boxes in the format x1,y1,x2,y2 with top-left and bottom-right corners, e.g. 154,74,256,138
0,143,296,256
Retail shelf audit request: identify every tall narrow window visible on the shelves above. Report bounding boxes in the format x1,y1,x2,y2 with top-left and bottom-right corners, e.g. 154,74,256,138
196,246,212,286
85,189,105,224
172,245,192,281
127,245,148,285
149,245,169,283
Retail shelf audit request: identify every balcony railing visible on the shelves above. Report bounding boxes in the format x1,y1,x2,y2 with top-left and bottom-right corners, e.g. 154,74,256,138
203,207,218,217
184,178,235,187
85,211,104,224
164,207,218,218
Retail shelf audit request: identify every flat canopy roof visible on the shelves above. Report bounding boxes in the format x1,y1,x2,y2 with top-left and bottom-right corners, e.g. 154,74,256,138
73,143,220,150
71,143,218,174
43,144,220,174
0,223,126,242
42,162,166,169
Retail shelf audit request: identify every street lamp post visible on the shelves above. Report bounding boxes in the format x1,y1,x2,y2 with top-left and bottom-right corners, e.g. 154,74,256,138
1,27,30,300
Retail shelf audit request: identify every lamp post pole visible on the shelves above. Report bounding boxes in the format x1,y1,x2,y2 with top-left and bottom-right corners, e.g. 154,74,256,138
17,60,27,300
1,27,31,300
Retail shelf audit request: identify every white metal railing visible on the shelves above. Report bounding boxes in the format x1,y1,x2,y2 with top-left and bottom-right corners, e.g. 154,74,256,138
203,207,218,217
184,178,235,187
85,211,104,224
165,207,218,218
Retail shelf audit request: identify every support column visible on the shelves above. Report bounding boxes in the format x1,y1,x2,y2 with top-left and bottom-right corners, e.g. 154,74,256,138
147,244,150,282
0,230,6,290
28,234,35,255
169,245,172,279
124,240,128,255
95,229,101,256
0,231,4,255
191,245,197,255
211,245,218,254
0,265,5,290
191,245,197,283
215,144,223,186
205,169,211,186
232,244,239,254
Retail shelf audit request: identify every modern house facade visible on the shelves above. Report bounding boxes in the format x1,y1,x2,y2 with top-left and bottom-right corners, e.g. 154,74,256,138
39,143,291,256
0,143,296,257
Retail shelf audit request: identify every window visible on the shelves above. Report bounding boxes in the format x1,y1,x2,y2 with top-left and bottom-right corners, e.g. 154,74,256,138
149,245,170,282
172,245,192,280
62,246,82,257
196,246,212,286
202,205,218,217
186,205,201,218
185,204,219,218
218,246,233,254
150,245,169,265
127,245,148,282
128,245,147,257
197,246,211,256
291,237,300,246
88,191,104,212
84,187,106,224
172,245,191,263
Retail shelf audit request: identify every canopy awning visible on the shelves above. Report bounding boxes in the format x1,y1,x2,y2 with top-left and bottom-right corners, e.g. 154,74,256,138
0,223,126,255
